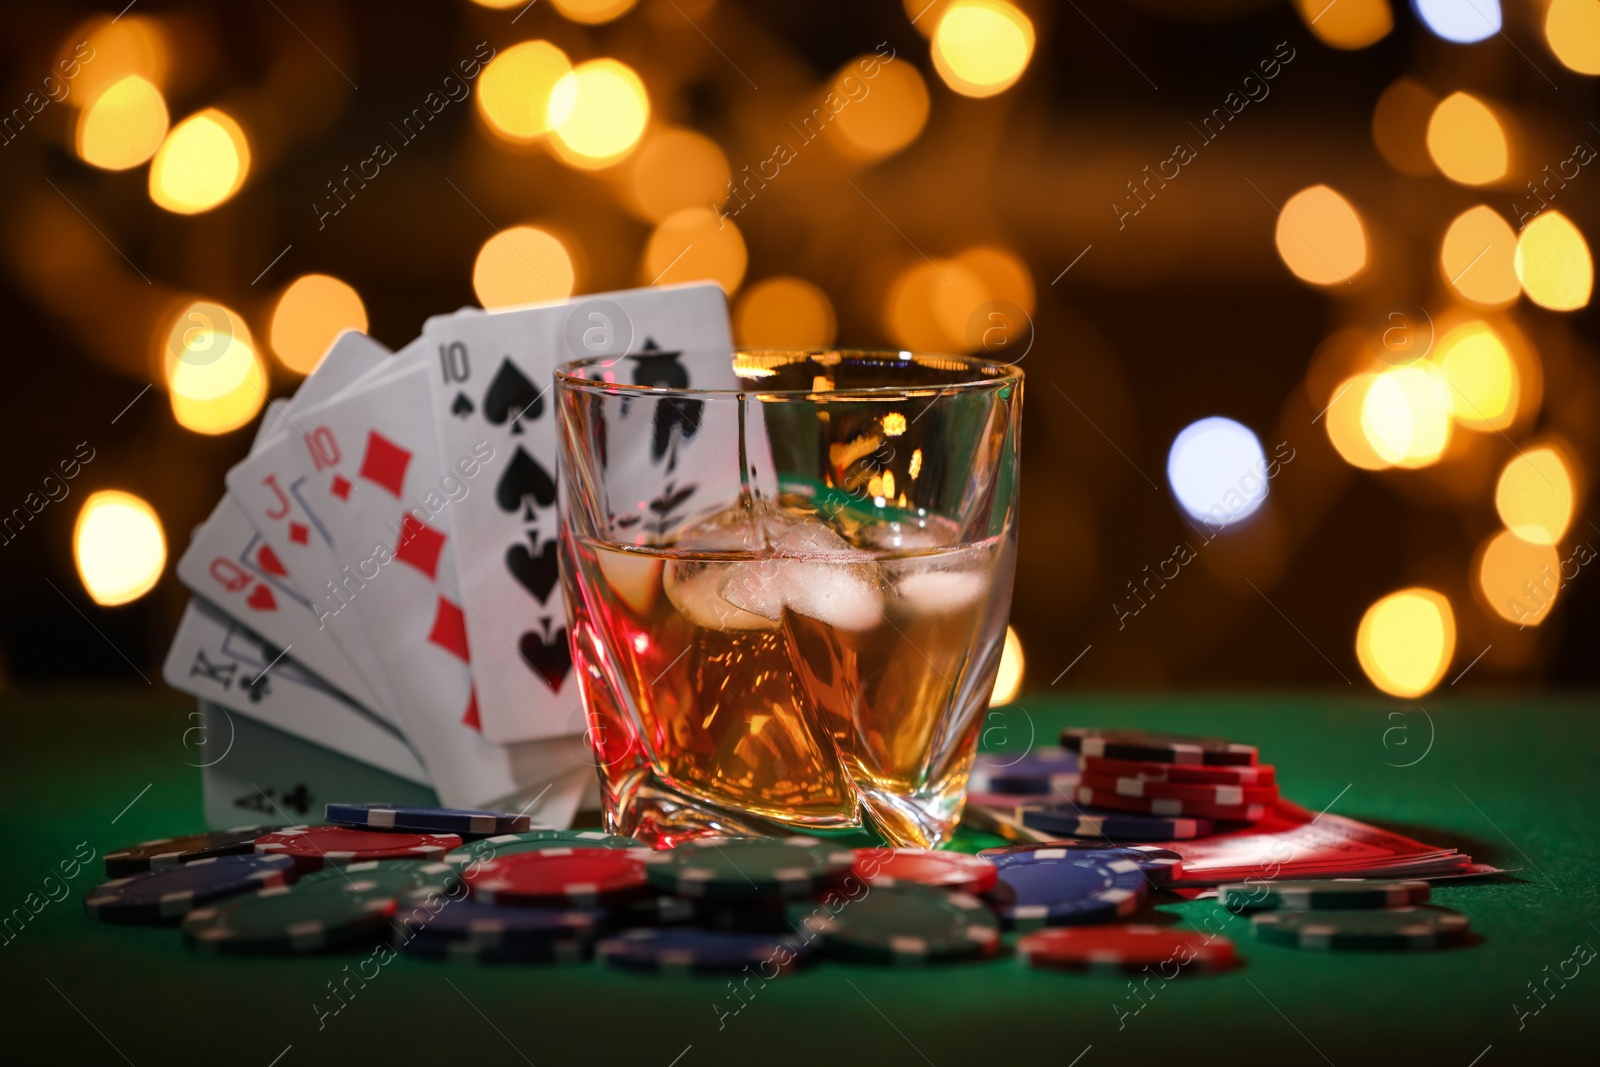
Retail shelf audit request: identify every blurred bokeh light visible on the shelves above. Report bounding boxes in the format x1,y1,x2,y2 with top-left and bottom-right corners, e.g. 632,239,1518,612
75,76,168,171
1433,321,1518,431
1166,417,1268,528
884,258,989,352
164,300,267,435
148,109,251,214
1426,93,1508,186
1295,0,1392,50
644,208,745,293
1274,185,1367,286
1356,588,1456,698
1414,0,1501,44
734,277,837,347
1515,211,1594,311
548,59,650,169
551,0,639,24
1477,530,1560,626
1326,373,1394,471
1361,363,1452,468
1496,446,1576,545
69,14,168,107
1545,0,1600,74
74,490,166,607
625,128,730,223
473,225,577,309
930,0,1035,98
1371,77,1437,177
270,275,369,375
1440,206,1519,307
477,41,572,143
831,57,930,161
989,625,1024,706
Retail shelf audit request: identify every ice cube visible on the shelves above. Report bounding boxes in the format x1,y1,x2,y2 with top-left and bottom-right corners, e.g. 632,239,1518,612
858,519,955,552
782,560,884,631
665,558,781,631
889,542,990,612
596,547,662,616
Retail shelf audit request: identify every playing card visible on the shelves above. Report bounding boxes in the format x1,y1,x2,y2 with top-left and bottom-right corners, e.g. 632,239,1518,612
239,359,596,817
422,283,737,742
162,598,428,786
194,702,440,831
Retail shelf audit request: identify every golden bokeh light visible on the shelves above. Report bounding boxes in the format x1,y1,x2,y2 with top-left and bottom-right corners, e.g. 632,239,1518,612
831,58,930,161
884,258,990,352
1325,373,1393,471
548,59,650,169
1372,78,1437,177
1515,211,1593,311
626,127,730,223
1440,206,1519,307
477,41,573,143
956,246,1035,315
75,75,168,171
644,208,746,293
269,274,369,376
931,0,1035,98
74,491,166,607
165,300,267,435
1295,0,1393,49
1477,530,1561,627
1426,92,1508,186
1274,185,1368,286
734,277,838,347
1361,363,1452,468
70,14,168,107
905,0,954,36
1496,446,1576,545
171,351,267,435
148,109,251,214
469,0,525,7
1433,321,1518,432
472,225,577,309
989,625,1024,706
1545,0,1600,75
551,0,639,24
1356,588,1456,698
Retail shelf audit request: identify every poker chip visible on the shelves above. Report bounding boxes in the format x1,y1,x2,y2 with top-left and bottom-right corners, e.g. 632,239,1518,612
84,854,298,924
852,848,999,894
984,853,1148,930
1074,786,1268,823
294,859,461,900
1017,804,1214,840
967,789,1057,808
1252,907,1470,951
182,880,395,953
1081,755,1276,787
598,928,813,974
325,803,532,837
789,882,1000,964
444,829,646,871
1078,772,1278,806
608,894,700,927
104,826,284,878
976,746,1079,795
1220,879,1432,912
401,898,605,948
1061,728,1258,767
467,847,651,906
981,845,1182,886
399,937,593,965
987,774,1079,797
642,836,855,901
254,826,462,870
1020,925,1237,974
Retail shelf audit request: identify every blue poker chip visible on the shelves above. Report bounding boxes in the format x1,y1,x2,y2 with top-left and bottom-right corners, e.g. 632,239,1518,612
1017,804,1214,841
84,854,298,924
597,928,814,974
325,803,532,837
400,937,594,965
972,746,1077,794
402,897,605,948
981,845,1183,885
984,853,1148,930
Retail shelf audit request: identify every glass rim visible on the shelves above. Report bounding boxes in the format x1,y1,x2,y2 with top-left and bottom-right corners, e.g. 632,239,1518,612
554,348,1024,399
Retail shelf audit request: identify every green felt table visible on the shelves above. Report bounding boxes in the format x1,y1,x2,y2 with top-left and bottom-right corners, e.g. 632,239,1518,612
4,686,1596,1065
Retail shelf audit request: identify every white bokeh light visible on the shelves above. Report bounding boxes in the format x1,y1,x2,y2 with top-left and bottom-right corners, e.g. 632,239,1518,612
1413,0,1501,44
1167,417,1269,528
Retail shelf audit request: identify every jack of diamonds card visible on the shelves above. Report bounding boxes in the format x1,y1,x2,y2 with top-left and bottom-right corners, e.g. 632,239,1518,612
422,283,735,744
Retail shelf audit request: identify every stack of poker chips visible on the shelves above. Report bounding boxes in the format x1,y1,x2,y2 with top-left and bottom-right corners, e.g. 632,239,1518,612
1222,878,1472,952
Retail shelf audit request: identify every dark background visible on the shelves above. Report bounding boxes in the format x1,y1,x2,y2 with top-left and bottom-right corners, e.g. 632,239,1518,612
0,0,1594,695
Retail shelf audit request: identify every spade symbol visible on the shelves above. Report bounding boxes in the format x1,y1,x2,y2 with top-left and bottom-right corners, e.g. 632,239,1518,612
495,446,557,519
451,391,474,418
519,617,572,691
507,533,560,604
629,340,702,464
483,358,541,434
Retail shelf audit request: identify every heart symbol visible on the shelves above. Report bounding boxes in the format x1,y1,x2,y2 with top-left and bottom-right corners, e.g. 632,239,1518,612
246,583,277,611
257,544,287,577
519,623,571,691
506,535,559,604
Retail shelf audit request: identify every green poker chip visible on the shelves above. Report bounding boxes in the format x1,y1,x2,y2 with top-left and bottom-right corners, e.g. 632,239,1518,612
788,882,1000,964
294,859,461,898
1252,907,1469,951
641,836,855,901
445,830,645,871
181,880,395,954
1220,879,1431,912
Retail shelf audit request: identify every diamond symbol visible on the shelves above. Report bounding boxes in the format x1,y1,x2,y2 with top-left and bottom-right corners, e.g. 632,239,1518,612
393,515,446,580
288,522,309,545
427,597,469,662
359,431,412,498
330,475,352,501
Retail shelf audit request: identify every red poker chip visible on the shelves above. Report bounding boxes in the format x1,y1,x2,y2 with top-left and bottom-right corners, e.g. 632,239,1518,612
852,848,998,894
254,826,461,871
1075,786,1268,823
466,847,650,906
1020,925,1236,974
1080,755,1276,787
1078,772,1279,806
